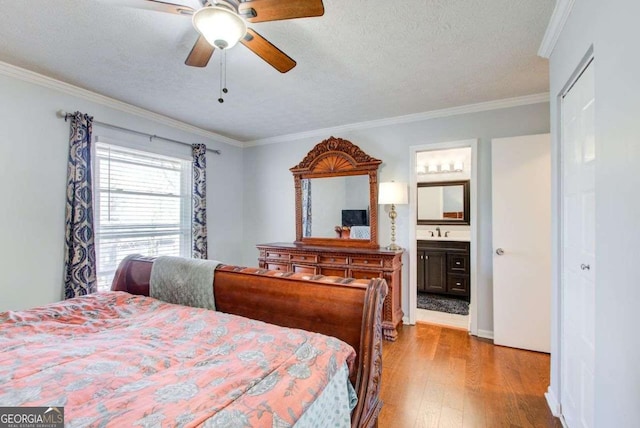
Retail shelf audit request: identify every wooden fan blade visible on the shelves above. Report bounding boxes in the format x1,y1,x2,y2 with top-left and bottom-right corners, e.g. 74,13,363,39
240,28,296,73
105,0,194,15
238,0,324,23
185,35,215,67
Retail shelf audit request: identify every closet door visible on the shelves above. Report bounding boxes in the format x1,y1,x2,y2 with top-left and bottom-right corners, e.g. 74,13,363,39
560,60,595,428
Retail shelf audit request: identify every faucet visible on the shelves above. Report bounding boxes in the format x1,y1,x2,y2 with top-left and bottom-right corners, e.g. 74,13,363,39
435,227,441,237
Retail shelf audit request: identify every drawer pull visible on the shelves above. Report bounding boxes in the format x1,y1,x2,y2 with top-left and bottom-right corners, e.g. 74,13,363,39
456,261,461,265
301,256,306,260
456,282,461,286
364,260,368,264
330,258,335,262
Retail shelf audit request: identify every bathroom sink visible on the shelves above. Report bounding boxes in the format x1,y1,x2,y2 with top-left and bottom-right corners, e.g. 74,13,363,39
416,230,470,242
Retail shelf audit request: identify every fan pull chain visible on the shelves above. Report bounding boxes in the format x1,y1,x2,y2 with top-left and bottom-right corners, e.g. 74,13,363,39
218,50,229,104
223,49,228,95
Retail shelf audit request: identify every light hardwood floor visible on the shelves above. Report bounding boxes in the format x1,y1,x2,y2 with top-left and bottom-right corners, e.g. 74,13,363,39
378,323,561,428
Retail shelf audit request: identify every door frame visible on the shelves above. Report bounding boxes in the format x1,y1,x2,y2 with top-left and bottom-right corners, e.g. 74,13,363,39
408,139,479,335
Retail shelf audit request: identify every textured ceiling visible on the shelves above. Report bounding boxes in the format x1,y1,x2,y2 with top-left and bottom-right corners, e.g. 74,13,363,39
0,0,553,142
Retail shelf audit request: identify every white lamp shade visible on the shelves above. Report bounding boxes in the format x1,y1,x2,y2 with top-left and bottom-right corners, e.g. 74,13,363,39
192,6,247,49
378,182,408,205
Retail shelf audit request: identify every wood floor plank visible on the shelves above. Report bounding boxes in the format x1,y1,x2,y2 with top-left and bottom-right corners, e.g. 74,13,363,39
379,324,560,428
462,391,487,428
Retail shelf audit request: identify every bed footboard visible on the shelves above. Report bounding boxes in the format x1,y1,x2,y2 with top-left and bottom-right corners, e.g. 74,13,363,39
111,255,386,428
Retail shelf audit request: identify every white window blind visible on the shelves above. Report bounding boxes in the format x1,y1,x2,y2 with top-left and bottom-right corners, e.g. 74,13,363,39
95,143,192,290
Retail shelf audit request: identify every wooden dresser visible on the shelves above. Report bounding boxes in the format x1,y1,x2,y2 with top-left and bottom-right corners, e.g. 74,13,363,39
257,242,404,341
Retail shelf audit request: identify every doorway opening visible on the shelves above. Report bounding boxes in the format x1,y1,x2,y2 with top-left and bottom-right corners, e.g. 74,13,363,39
409,140,478,333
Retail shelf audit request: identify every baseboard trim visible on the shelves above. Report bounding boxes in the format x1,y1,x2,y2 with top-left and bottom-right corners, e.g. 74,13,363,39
545,387,561,415
545,387,568,427
477,329,494,340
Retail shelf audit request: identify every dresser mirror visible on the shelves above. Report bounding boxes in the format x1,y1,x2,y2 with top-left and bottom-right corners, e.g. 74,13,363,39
291,137,381,248
417,180,470,225
302,175,370,238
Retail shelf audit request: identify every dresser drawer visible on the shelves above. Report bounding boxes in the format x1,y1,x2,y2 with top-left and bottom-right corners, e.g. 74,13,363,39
350,256,383,268
266,263,288,272
350,270,383,280
266,251,289,261
292,264,317,275
320,267,348,277
319,255,348,265
291,254,318,264
447,254,468,273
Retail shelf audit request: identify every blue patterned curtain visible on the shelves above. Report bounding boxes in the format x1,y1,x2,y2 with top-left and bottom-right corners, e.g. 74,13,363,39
64,112,97,298
192,144,208,259
302,179,312,237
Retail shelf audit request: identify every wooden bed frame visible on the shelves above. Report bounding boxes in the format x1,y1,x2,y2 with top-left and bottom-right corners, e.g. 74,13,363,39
111,255,387,428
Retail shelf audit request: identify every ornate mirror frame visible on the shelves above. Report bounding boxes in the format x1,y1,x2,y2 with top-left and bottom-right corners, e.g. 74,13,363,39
291,136,382,248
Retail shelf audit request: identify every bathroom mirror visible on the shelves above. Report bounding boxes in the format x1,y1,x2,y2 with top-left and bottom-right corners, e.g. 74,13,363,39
417,180,470,225
291,136,381,248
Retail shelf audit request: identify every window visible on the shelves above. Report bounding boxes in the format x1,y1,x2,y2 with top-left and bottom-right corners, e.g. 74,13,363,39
95,143,192,290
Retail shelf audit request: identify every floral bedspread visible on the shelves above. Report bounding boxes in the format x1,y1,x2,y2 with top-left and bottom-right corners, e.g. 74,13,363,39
0,292,356,427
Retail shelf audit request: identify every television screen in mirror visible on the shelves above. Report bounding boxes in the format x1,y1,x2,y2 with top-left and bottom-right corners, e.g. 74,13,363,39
417,180,470,225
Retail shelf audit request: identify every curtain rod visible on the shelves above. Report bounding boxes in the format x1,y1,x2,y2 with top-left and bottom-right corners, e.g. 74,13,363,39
56,110,221,155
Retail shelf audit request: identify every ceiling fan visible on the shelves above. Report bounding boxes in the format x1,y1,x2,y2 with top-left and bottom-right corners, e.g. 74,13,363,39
113,0,325,73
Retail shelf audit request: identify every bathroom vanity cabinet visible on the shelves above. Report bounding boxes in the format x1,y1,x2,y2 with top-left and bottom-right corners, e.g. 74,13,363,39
417,240,470,299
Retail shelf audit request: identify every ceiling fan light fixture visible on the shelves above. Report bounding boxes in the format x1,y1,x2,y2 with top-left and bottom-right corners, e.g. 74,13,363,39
193,6,247,50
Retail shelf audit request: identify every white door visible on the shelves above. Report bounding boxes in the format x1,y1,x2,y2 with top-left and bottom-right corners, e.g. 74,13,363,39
492,134,551,352
560,61,595,428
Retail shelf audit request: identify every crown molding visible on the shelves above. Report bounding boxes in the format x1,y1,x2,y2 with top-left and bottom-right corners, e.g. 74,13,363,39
538,0,576,59
0,60,549,149
0,60,243,147
245,92,550,147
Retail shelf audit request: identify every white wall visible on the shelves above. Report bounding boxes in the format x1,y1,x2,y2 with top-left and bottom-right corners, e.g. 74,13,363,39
547,0,640,425
0,73,244,311
243,103,550,333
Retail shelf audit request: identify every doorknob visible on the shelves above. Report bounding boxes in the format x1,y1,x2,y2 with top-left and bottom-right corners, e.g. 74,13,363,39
580,264,591,270
496,248,505,255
